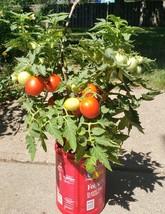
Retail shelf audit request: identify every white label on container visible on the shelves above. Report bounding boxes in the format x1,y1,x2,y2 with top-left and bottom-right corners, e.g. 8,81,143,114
86,199,95,211
63,175,75,184
57,192,63,205
64,197,75,210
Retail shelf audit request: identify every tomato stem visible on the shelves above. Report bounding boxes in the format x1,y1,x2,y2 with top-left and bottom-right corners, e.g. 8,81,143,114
60,0,80,97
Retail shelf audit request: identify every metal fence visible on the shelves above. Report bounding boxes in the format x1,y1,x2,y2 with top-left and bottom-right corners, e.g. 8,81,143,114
40,1,165,27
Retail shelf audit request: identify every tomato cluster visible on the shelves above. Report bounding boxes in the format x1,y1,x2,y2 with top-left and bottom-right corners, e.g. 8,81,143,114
16,71,61,96
16,71,100,119
64,83,100,119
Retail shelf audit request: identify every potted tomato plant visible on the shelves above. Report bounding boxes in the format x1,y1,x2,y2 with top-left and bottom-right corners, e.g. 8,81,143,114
4,2,159,214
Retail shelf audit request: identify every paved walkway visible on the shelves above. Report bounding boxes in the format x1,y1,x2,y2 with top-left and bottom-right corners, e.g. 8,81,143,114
0,89,165,214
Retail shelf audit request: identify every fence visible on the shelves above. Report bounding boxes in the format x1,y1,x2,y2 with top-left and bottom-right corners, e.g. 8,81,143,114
35,1,165,28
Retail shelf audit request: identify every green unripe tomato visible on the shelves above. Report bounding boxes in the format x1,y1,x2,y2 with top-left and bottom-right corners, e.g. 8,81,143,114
11,73,18,82
17,71,31,86
127,57,138,72
133,66,142,75
115,52,127,64
136,56,144,64
71,84,80,94
64,98,80,111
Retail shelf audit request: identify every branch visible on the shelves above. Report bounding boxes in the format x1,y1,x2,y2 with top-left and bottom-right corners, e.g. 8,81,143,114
66,0,80,28
61,0,80,86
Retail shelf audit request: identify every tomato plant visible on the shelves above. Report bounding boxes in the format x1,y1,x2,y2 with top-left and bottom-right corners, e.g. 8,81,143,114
6,8,159,173
25,76,45,96
80,97,100,119
45,74,61,92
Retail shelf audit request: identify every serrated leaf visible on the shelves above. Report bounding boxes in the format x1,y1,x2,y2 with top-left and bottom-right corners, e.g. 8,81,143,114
101,105,109,114
118,116,129,130
57,116,64,127
63,117,77,152
38,64,46,76
91,127,105,136
108,152,122,165
84,156,97,174
90,146,112,171
78,127,86,135
75,145,86,163
10,23,18,31
30,129,40,138
26,135,37,161
45,119,63,145
125,107,144,133
14,62,29,73
95,136,119,148
41,138,47,152
95,136,110,146
22,101,33,112
141,90,161,101
98,118,113,127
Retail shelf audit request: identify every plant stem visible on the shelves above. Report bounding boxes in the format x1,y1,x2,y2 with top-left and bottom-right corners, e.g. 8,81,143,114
61,0,80,87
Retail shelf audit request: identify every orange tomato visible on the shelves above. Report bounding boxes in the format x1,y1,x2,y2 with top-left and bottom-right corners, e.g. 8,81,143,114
82,83,97,97
80,97,100,119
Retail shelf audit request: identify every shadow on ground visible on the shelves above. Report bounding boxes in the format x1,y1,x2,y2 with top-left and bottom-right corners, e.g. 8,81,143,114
105,150,165,210
0,101,25,137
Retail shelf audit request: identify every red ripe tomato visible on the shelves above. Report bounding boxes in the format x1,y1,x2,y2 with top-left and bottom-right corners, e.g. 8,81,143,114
25,76,45,96
80,97,100,119
45,74,61,92
72,107,82,117
82,83,97,97
48,96,55,105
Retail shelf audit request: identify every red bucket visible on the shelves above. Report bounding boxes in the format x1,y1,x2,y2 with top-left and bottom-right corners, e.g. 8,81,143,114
55,143,106,214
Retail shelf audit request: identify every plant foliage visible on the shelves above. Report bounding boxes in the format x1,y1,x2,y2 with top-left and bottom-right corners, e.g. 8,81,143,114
3,9,160,172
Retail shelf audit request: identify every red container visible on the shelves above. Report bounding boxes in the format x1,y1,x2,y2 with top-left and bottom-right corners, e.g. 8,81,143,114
55,143,106,214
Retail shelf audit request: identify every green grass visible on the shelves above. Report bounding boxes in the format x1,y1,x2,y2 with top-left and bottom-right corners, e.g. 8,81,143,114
133,27,165,90
133,27,165,69
143,69,165,91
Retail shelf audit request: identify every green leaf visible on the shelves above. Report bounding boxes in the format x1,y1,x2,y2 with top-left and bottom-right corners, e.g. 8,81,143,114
45,119,63,145
108,152,122,165
125,107,144,133
13,62,29,73
118,116,129,130
22,101,33,112
90,146,112,171
95,136,119,148
38,64,46,76
84,156,97,174
75,145,86,163
141,90,161,101
91,127,105,136
95,136,110,146
41,138,47,152
26,135,37,161
63,117,77,152
78,127,87,135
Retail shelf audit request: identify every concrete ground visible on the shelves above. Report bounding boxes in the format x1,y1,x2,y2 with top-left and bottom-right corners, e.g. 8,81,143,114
0,89,165,214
